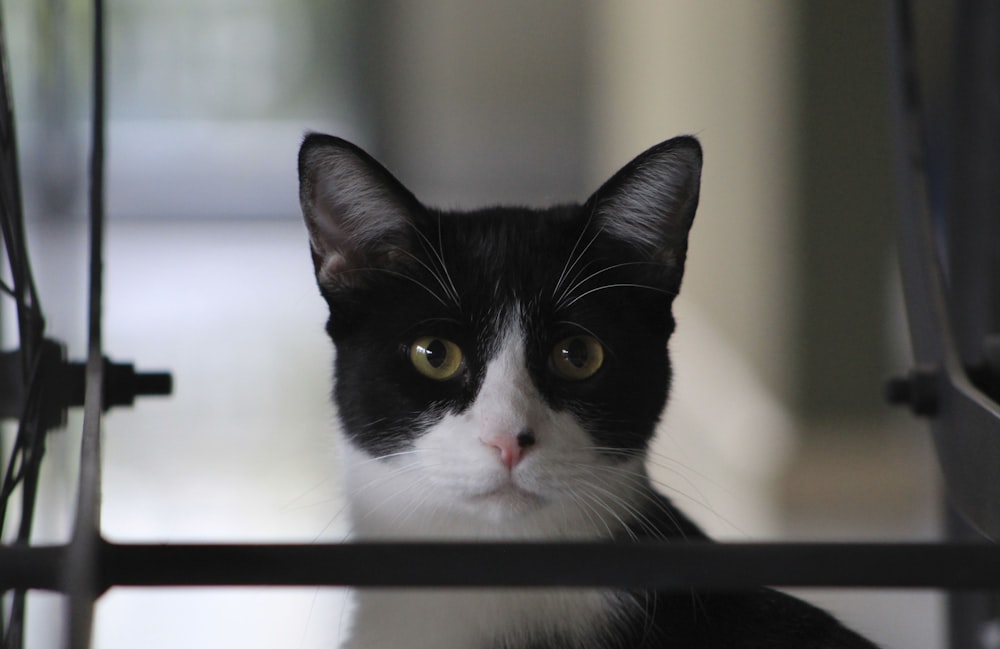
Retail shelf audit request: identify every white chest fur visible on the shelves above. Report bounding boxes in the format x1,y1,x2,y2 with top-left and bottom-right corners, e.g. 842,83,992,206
336,322,650,648
343,588,620,649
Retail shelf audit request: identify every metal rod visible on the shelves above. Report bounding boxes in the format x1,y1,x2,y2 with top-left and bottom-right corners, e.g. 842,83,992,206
64,1,106,647
6,541,1000,592
0,546,66,591
93,542,1000,590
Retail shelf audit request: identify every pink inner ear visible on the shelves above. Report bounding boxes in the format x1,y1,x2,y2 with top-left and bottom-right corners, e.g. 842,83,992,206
302,137,415,256
307,201,350,253
317,252,350,285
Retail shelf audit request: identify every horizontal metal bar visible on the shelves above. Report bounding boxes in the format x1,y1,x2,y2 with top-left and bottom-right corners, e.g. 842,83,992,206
0,545,66,591
4,541,1000,593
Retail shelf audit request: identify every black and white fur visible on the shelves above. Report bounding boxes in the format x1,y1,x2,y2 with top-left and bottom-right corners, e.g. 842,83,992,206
298,134,878,649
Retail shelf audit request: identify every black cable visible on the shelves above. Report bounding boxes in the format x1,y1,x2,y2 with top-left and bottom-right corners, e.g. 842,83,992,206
0,2,50,648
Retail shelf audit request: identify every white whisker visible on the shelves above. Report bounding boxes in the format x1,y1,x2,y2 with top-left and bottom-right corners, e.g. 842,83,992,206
552,222,605,303
555,261,665,310
562,283,676,309
392,246,460,309
281,475,334,511
574,486,639,542
405,219,462,309
433,215,462,308
335,265,450,307
580,448,746,538
564,489,619,540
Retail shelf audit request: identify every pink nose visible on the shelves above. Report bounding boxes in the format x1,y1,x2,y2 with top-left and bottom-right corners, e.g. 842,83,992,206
483,430,536,469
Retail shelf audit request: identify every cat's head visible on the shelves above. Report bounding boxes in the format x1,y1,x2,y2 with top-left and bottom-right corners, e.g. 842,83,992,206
298,135,701,538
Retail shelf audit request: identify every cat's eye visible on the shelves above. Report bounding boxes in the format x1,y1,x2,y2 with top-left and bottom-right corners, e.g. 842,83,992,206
550,335,604,381
409,336,465,381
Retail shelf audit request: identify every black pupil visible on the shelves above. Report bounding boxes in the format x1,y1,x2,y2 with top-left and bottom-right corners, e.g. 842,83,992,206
564,338,589,368
424,339,447,368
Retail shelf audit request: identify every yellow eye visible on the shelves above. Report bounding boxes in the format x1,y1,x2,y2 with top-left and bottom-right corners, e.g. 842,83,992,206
550,335,604,380
409,336,464,380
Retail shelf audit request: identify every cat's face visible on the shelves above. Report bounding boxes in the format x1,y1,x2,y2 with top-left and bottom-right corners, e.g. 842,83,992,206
298,136,701,538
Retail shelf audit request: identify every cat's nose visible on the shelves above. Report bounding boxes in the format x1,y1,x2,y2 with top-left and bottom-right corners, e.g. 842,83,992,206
482,429,535,469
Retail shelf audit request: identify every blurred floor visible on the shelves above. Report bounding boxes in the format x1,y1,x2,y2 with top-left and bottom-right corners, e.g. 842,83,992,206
781,423,945,649
94,219,348,648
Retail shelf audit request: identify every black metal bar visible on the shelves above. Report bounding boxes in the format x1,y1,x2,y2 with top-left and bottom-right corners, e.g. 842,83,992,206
949,0,1000,379
0,546,65,592
101,542,1000,590
5,542,1000,592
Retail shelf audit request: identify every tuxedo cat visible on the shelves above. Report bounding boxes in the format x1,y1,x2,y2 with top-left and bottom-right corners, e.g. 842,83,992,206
298,134,878,649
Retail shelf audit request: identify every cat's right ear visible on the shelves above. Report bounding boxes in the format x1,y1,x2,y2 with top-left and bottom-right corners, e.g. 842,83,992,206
585,136,702,282
298,133,420,288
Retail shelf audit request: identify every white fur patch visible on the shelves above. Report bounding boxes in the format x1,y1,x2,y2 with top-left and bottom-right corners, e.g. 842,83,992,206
344,589,626,649
338,312,652,649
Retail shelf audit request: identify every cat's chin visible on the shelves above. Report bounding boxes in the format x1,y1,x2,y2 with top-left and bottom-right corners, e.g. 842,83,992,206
463,483,548,521
472,483,544,504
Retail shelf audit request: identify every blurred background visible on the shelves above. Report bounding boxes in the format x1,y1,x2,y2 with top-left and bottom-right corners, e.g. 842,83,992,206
1,1,953,647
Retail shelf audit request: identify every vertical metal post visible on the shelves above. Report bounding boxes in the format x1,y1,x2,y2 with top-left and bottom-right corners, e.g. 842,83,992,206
64,1,105,647
949,0,1000,377
945,1,1000,647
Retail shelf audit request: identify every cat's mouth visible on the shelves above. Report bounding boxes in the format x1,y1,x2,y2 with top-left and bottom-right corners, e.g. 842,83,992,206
471,481,545,509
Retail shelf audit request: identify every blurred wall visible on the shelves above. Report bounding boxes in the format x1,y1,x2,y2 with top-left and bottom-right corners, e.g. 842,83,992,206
361,0,590,206
590,1,799,400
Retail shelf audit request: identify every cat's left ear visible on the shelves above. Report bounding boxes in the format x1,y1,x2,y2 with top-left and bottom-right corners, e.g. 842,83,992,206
298,133,421,288
586,136,702,274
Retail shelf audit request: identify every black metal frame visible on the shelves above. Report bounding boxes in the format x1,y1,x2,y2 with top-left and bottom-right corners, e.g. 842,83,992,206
887,0,1000,539
7,541,1000,593
2,1,999,648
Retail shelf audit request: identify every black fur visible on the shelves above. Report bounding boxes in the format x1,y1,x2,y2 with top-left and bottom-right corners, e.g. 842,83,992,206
603,492,876,649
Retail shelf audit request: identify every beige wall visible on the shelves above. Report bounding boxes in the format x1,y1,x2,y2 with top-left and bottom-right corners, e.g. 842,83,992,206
589,1,799,399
